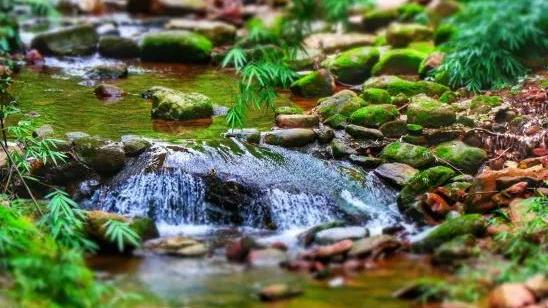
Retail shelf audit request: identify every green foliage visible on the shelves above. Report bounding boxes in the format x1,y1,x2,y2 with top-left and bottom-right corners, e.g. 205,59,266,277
103,220,141,252
437,0,548,92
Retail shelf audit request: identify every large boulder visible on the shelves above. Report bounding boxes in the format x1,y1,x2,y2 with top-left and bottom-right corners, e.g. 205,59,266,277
372,49,427,76
263,128,316,147
432,141,488,174
31,25,98,56
406,95,456,128
385,23,434,47
140,30,212,63
290,70,335,98
73,136,126,176
98,36,139,59
380,142,434,168
165,19,236,45
321,47,380,84
314,90,366,120
349,104,399,127
144,86,213,121
363,75,449,97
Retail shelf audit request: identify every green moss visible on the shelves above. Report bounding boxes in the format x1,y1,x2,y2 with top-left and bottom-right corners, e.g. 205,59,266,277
349,104,399,127
397,3,426,21
372,49,427,75
141,30,213,63
406,95,456,128
290,70,334,98
322,47,380,83
316,90,366,119
380,141,434,168
406,124,423,135
439,90,458,104
324,114,347,129
469,95,502,113
362,8,399,31
275,106,303,116
360,88,391,104
373,34,387,46
147,86,214,120
432,141,488,174
385,23,433,47
408,41,435,54
433,23,456,46
363,75,449,97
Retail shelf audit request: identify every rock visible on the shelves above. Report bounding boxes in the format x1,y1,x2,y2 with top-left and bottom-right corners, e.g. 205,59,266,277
412,214,486,252
406,124,423,135
259,284,303,302
65,131,89,143
121,135,151,156
469,95,502,114
372,49,427,76
385,23,433,47
165,19,236,45
331,139,356,158
324,114,347,129
363,75,449,97
349,104,399,128
349,155,383,168
94,84,126,98
304,32,375,53
374,163,418,186
98,36,139,59
150,0,207,15
432,141,488,174
398,166,456,221
263,128,316,147
275,106,303,116
423,126,464,145
321,47,380,84
224,128,261,143
86,63,128,79
31,25,98,56
432,234,476,265
314,90,366,119
488,283,535,308
298,221,346,246
85,210,158,251
145,86,213,121
407,95,456,128
380,142,434,169
276,114,319,128
248,248,288,267
379,120,407,138
345,125,383,140
290,70,335,98
140,30,213,63
348,234,401,258
33,124,54,139
145,236,207,257
226,237,257,262
314,227,368,244
287,47,323,70
427,0,461,18
314,126,335,144
73,136,126,175
496,176,542,191
525,275,548,299
419,52,445,77
361,88,391,105
314,239,353,258
362,8,398,31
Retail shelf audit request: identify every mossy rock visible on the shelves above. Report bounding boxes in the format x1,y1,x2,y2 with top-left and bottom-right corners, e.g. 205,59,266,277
315,90,366,119
31,25,98,56
433,23,456,46
362,8,398,31
380,141,434,168
432,234,476,265
290,70,335,98
363,75,449,97
360,88,391,104
397,3,426,22
431,141,487,174
165,19,236,45
412,214,486,252
469,95,502,114
98,36,139,59
439,90,457,104
349,104,399,128
141,30,213,63
408,41,435,54
275,106,303,116
73,136,126,175
379,120,408,138
397,166,456,221
386,23,434,47
372,49,426,76
406,123,423,135
406,95,456,128
145,86,213,120
324,114,347,129
331,139,356,159
322,47,380,84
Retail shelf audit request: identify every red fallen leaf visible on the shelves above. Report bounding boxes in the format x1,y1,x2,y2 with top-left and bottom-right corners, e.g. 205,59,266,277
505,181,528,195
425,192,451,216
532,147,548,157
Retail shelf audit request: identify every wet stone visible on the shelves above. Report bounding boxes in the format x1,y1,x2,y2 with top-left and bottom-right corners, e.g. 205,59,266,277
314,226,369,245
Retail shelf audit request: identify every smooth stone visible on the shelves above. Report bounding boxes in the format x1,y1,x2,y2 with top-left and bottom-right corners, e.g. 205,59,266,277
345,124,384,139
121,135,151,156
331,139,357,159
248,248,288,267
348,235,401,258
259,284,303,302
94,84,126,98
263,128,316,148
165,18,236,45
314,227,369,245
297,220,346,246
374,163,418,186
86,63,128,80
304,32,375,53
65,131,90,143
314,239,354,258
488,283,535,308
349,155,383,168
276,114,319,128
314,126,335,144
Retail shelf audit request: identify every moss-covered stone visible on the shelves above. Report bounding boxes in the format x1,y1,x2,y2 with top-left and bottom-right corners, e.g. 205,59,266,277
275,106,303,116
406,95,456,128
431,141,488,174
363,75,449,97
324,114,347,129
31,25,98,56
406,123,423,135
315,90,366,119
433,23,456,46
386,23,434,47
331,139,356,159
165,19,236,45
98,36,139,59
322,47,380,84
360,88,391,104
397,3,426,22
290,69,335,98
432,234,476,265
380,141,434,168
145,86,213,121
372,49,427,76
349,104,399,127
73,136,126,176
408,41,436,54
141,30,213,63
413,214,486,252
379,120,407,138
439,90,457,104
469,95,502,114
362,8,398,31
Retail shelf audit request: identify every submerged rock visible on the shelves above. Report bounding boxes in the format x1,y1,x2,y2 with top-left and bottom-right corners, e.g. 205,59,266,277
86,63,128,80
432,141,487,174
145,86,213,121
374,163,418,186
380,142,434,169
290,70,335,98
73,136,126,175
140,30,213,63
248,248,288,267
259,283,303,302
263,128,316,147
31,25,98,56
98,36,139,59
321,47,380,84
